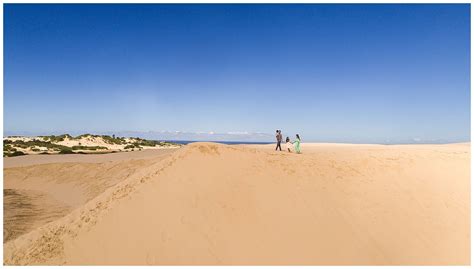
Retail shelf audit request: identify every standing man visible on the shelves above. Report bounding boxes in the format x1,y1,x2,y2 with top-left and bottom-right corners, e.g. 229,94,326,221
275,130,282,151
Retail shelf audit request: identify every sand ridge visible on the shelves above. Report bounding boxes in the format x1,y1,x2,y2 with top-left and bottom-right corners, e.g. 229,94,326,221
3,142,470,265
4,145,186,265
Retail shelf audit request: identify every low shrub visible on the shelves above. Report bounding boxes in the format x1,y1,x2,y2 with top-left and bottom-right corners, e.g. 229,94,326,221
101,135,126,145
58,149,74,154
4,144,16,151
5,151,26,157
72,145,108,150
41,134,72,142
9,140,71,151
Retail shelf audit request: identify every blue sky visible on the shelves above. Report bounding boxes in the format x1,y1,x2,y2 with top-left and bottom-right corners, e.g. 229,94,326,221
4,4,470,143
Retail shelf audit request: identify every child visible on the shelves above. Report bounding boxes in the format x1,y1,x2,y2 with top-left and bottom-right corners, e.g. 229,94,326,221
286,137,292,152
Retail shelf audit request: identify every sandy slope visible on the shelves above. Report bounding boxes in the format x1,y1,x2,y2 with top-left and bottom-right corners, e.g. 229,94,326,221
3,142,470,265
4,148,177,168
4,149,177,243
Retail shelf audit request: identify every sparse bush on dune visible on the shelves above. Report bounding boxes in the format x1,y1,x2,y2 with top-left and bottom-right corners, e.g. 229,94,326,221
16,143,28,149
4,144,16,152
3,135,180,157
135,140,157,147
4,141,21,157
129,138,182,147
133,143,142,148
72,145,108,151
101,135,126,145
75,134,126,145
40,134,72,142
158,141,181,147
5,151,26,157
123,139,181,148
74,135,179,148
123,142,141,150
3,136,118,157
58,149,74,154
8,140,71,151
76,134,94,139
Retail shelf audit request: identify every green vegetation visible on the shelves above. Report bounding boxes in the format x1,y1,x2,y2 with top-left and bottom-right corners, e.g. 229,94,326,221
75,134,96,139
3,134,181,157
122,139,181,149
75,134,126,144
4,151,26,157
101,135,126,144
129,138,181,147
58,149,74,154
124,144,133,149
71,145,108,151
134,139,157,147
4,139,70,151
157,141,181,147
39,134,72,142
4,143,16,152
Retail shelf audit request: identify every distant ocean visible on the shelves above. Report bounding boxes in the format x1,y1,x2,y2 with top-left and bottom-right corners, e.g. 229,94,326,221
159,140,468,145
161,140,274,145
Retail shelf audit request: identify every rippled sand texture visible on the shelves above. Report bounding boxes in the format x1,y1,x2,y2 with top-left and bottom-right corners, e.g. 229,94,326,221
3,149,177,244
4,189,70,243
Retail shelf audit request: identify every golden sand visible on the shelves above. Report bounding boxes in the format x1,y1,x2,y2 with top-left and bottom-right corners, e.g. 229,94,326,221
4,143,470,265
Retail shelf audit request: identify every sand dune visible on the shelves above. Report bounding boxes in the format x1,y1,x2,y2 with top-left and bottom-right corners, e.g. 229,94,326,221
4,148,177,168
4,149,177,243
3,142,470,265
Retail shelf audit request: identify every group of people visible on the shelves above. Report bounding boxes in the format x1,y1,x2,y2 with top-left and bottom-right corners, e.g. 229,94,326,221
275,130,301,154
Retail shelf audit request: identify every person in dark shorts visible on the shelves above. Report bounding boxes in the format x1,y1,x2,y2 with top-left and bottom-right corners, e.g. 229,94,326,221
275,130,282,151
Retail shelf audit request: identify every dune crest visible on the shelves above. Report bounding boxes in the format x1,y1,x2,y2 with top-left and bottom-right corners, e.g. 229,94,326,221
4,145,186,265
4,142,470,265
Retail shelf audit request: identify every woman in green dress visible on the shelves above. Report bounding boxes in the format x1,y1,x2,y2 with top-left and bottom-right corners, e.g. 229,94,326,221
294,134,301,154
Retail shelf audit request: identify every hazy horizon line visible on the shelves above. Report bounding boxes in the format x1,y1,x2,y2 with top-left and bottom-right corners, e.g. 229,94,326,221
3,130,469,145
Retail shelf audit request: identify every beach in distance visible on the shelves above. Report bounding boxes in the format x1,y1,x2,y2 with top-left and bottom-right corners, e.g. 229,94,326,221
4,141,470,265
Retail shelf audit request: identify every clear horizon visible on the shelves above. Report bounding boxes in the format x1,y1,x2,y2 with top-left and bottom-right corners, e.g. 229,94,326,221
4,4,471,143
3,130,468,145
